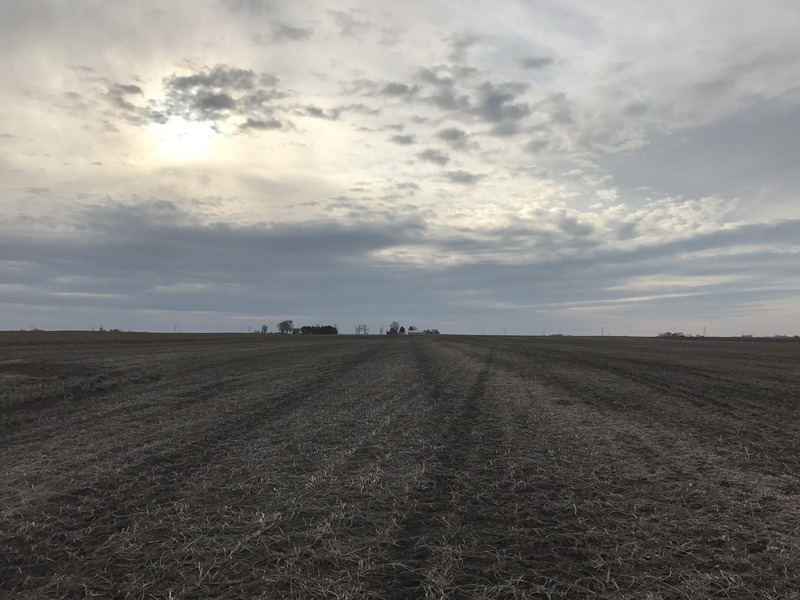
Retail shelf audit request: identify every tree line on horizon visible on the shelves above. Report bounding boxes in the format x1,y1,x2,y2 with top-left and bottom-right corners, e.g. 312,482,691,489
258,320,440,335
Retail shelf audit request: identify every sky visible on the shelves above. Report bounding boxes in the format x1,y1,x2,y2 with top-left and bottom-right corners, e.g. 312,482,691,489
1,1,799,336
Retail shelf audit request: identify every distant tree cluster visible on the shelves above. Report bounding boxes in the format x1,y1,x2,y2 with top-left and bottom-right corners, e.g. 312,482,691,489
355,324,369,334
277,320,338,334
300,324,338,335
658,332,686,338
387,321,403,335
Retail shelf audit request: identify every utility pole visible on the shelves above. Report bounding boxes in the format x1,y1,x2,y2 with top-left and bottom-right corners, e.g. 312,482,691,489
601,327,604,337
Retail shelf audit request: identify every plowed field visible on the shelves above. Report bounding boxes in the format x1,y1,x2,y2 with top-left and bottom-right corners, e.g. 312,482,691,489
2,333,799,599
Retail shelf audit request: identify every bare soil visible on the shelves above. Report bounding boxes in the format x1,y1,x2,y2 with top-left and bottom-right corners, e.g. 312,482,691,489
1,333,799,599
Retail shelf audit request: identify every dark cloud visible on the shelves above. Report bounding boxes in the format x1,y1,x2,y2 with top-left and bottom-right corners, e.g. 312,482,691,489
167,66,257,91
100,65,288,132
195,91,236,111
273,22,313,41
417,67,471,111
489,122,522,137
524,139,549,154
473,81,530,123
389,134,416,145
379,82,418,97
447,34,480,62
519,56,554,69
339,103,381,116
239,117,282,130
296,105,340,120
107,82,143,110
445,170,483,184
417,149,450,165
4,193,800,334
114,84,143,95
345,78,379,95
437,127,468,149
417,69,531,132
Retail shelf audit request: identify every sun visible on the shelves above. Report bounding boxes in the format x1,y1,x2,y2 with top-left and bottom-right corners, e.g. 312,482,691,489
151,117,216,161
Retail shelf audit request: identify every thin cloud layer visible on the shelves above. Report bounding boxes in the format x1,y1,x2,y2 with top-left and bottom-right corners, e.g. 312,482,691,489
1,0,799,335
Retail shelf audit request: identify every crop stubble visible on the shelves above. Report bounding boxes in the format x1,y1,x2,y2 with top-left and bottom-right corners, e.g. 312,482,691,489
1,333,799,598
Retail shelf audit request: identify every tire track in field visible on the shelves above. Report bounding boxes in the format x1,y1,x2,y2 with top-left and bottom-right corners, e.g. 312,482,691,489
351,337,522,599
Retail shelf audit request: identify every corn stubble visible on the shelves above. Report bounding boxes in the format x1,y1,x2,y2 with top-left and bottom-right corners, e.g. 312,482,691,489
1,332,799,598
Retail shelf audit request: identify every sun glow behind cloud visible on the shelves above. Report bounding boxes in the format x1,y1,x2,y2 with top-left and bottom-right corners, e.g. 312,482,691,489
151,117,217,162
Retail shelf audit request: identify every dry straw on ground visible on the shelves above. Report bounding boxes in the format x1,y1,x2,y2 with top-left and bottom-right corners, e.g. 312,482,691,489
2,332,799,598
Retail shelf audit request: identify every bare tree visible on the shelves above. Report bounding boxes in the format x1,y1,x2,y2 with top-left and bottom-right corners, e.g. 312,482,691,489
278,319,294,334
362,324,369,335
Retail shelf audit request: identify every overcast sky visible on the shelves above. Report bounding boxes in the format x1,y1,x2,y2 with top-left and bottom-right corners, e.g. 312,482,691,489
2,1,799,335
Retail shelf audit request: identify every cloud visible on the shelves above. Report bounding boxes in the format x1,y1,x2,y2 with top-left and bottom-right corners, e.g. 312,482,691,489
524,139,549,154
417,149,450,165
417,66,472,111
447,33,480,62
101,65,289,134
379,82,418,98
519,56,554,69
167,66,257,91
295,105,340,120
107,83,144,110
437,127,468,149
445,170,483,184
389,134,416,145
239,117,282,130
472,81,530,124
329,10,371,38
273,22,312,41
